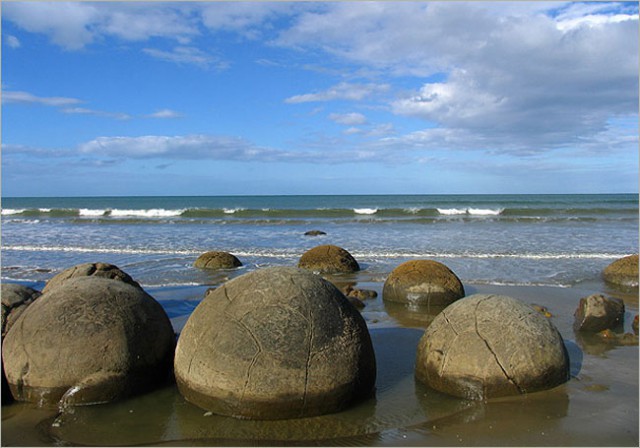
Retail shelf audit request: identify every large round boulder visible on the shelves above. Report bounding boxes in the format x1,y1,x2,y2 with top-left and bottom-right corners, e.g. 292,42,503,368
298,245,360,274
602,254,638,288
383,260,465,308
174,267,376,419
2,277,175,407
1,283,41,338
415,294,570,400
194,251,242,269
42,262,141,294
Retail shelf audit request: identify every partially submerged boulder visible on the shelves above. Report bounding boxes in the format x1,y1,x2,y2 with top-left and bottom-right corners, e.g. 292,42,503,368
298,245,360,274
194,251,242,270
304,230,327,236
3,277,175,407
383,260,465,309
603,254,638,289
42,262,140,294
415,294,570,400
174,267,376,419
574,294,625,332
1,283,41,337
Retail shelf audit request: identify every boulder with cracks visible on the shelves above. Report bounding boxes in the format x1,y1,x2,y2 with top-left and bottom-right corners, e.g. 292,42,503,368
174,267,376,419
415,294,569,400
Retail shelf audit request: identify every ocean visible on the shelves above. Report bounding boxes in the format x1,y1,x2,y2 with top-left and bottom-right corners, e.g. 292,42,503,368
2,193,637,291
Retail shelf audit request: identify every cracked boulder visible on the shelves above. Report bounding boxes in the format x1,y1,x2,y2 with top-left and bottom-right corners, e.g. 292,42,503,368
574,294,625,332
415,294,570,400
174,267,376,419
2,277,175,407
194,251,243,269
602,254,638,289
383,260,465,309
42,262,141,294
298,245,360,274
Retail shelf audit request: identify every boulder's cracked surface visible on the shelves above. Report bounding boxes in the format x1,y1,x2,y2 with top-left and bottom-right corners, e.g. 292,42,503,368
415,294,570,400
174,267,376,419
2,277,175,407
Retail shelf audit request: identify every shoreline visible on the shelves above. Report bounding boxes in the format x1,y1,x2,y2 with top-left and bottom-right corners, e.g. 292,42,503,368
2,279,638,447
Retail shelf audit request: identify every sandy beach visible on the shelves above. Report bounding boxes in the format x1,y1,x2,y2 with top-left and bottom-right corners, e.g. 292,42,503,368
2,277,637,447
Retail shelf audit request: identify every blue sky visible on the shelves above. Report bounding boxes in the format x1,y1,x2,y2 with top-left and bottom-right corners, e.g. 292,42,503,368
2,1,638,197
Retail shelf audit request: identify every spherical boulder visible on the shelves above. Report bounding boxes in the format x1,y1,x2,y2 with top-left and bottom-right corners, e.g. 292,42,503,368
174,267,376,419
603,254,638,288
1,283,41,338
194,251,242,269
3,277,175,407
298,245,360,274
415,294,570,400
383,260,465,308
42,262,141,294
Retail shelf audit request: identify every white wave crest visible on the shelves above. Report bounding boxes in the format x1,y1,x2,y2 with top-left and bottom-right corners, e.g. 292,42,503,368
223,208,246,214
354,208,378,215
109,208,184,218
437,208,467,215
468,208,504,216
404,207,422,214
79,208,108,216
437,207,503,216
1,209,25,215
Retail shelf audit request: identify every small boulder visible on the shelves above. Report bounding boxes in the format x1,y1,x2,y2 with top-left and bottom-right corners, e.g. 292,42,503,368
194,251,242,269
343,284,378,301
383,260,465,308
1,283,41,337
574,294,625,332
603,254,638,288
415,294,570,400
42,262,140,294
3,277,175,407
298,245,360,274
174,267,376,419
304,230,327,236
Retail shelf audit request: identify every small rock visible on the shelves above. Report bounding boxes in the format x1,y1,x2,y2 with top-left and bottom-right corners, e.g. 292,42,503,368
194,251,242,270
574,294,624,332
304,230,327,236
298,245,360,274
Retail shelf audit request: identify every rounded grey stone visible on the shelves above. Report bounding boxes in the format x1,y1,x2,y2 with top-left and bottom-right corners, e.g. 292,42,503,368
194,251,242,269
2,277,175,407
415,294,570,400
174,267,376,419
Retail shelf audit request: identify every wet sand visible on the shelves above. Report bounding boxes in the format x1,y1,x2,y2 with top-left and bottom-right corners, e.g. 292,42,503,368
1,280,638,446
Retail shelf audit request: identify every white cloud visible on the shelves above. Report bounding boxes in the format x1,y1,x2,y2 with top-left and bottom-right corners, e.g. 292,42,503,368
62,107,131,121
328,112,367,126
2,2,198,50
142,46,228,70
285,82,389,103
5,35,21,48
147,109,183,119
2,90,82,107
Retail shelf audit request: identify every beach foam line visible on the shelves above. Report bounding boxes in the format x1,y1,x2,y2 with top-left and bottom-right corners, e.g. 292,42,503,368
3,245,629,261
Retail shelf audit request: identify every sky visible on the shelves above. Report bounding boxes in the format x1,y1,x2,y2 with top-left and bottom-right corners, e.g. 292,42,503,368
1,1,638,197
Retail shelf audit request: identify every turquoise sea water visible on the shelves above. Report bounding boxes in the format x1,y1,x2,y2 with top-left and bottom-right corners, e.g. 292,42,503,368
2,194,637,291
